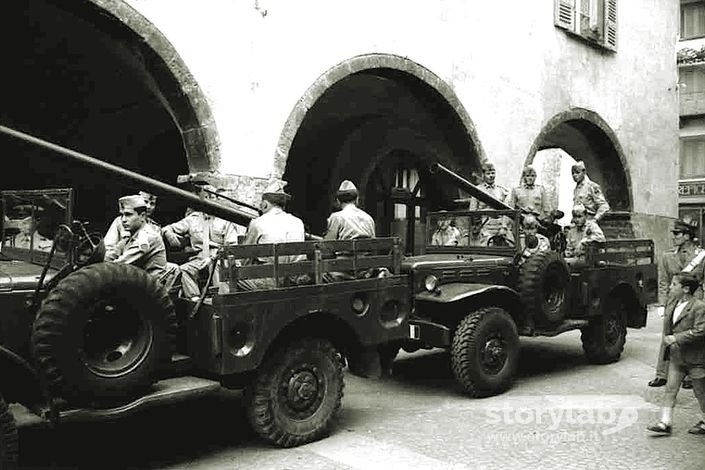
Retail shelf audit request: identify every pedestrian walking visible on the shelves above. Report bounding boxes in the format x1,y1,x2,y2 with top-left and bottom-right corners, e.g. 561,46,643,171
646,272,705,436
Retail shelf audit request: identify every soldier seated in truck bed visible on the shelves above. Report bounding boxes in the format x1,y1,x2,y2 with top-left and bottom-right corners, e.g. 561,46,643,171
564,204,605,268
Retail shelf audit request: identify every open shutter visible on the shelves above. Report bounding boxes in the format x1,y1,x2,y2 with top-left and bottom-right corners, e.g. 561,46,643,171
555,0,575,31
603,0,617,50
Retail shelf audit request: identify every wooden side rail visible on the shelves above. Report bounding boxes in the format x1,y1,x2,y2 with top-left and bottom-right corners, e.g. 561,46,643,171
585,239,654,266
218,237,402,288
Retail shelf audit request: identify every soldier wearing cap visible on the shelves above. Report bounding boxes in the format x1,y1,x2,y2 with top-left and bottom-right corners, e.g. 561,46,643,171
104,191,160,262
12,212,52,251
162,185,239,301
325,180,375,241
564,203,605,265
237,180,306,291
649,219,704,389
431,213,462,247
510,165,550,221
468,161,513,243
110,194,168,279
572,161,610,222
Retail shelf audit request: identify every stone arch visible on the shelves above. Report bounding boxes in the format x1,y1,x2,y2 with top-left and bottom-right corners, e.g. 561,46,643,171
527,107,632,212
83,0,219,172
279,53,485,234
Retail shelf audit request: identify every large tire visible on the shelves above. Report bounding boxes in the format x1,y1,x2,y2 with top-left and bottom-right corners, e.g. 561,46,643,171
32,263,177,406
581,297,627,364
244,337,344,447
450,307,519,398
518,251,570,325
0,394,18,470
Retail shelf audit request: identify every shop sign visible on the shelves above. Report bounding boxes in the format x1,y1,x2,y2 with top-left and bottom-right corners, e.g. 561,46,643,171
679,181,705,197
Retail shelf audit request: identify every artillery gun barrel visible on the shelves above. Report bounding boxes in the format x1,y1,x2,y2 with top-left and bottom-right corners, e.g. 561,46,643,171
0,124,256,226
429,162,513,211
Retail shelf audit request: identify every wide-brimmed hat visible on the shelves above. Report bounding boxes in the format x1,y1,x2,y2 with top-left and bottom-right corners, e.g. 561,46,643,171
262,179,291,205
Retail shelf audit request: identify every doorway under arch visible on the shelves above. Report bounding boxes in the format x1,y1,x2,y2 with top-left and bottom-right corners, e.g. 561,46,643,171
281,56,484,250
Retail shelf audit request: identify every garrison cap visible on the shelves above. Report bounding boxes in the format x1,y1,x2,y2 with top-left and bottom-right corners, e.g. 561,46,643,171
522,165,537,176
571,160,586,172
119,194,147,211
571,203,588,216
138,191,157,203
672,219,697,237
336,180,358,198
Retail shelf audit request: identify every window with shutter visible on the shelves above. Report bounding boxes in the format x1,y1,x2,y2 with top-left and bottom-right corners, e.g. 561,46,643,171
554,0,617,52
681,137,705,178
681,1,705,40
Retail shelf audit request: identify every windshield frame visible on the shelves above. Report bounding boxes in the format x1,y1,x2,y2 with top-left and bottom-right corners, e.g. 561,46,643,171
424,209,521,256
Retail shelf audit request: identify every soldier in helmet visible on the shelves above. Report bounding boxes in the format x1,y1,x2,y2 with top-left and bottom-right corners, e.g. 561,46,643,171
110,194,168,279
104,190,159,262
237,180,306,291
572,161,610,223
325,180,375,240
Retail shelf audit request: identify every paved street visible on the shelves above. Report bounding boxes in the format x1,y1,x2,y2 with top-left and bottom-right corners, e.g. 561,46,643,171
16,307,705,469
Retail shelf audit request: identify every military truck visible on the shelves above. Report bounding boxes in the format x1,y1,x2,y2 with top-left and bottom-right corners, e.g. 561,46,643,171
0,125,409,468
393,163,658,398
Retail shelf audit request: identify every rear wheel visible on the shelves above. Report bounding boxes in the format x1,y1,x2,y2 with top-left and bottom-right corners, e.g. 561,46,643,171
581,298,627,364
244,337,344,447
0,393,18,470
450,307,519,397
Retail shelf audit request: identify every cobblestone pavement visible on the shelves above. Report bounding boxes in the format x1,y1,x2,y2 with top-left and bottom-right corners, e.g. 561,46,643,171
16,307,705,469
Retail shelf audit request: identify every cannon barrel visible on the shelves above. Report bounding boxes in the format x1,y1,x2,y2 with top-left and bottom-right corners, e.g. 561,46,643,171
0,124,256,226
429,162,513,211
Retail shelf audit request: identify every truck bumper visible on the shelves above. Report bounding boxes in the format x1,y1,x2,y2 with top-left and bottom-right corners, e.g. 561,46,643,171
408,319,451,348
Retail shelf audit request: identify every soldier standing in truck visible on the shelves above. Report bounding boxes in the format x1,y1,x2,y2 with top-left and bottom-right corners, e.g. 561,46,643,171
325,180,375,241
468,161,513,243
571,161,610,223
510,165,549,222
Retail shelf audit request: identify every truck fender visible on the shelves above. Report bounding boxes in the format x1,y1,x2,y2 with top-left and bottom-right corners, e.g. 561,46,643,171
0,346,45,409
416,283,519,305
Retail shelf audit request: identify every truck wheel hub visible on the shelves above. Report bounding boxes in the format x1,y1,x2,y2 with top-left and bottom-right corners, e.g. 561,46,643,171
482,337,506,373
286,369,319,409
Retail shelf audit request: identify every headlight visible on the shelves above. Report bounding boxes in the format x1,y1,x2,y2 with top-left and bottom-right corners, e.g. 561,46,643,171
424,275,438,292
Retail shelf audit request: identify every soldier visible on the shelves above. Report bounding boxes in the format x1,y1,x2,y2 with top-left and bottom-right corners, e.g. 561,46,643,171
539,209,567,254
431,214,462,246
466,216,489,247
571,161,610,222
649,219,704,389
564,204,605,266
325,180,375,240
469,161,513,243
104,190,159,262
237,180,306,291
12,213,52,251
110,195,168,279
519,215,551,264
510,165,549,221
162,185,239,301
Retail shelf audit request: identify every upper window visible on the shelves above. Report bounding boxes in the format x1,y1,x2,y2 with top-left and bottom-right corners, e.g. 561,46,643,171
554,0,617,51
681,137,705,179
681,1,705,40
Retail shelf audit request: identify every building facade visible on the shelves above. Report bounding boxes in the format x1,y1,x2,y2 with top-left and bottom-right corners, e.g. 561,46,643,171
1,0,679,255
679,0,705,241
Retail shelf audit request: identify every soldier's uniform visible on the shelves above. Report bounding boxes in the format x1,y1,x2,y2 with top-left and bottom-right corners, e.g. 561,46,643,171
432,225,462,246
466,230,489,247
573,175,610,222
162,210,239,299
104,215,160,262
325,181,375,241
468,181,513,242
510,184,549,219
12,225,52,251
237,180,306,290
111,195,168,279
519,232,551,264
564,219,605,259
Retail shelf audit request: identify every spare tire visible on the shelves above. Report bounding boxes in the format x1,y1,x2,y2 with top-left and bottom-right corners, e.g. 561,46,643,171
0,393,18,470
518,251,570,325
32,263,177,407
